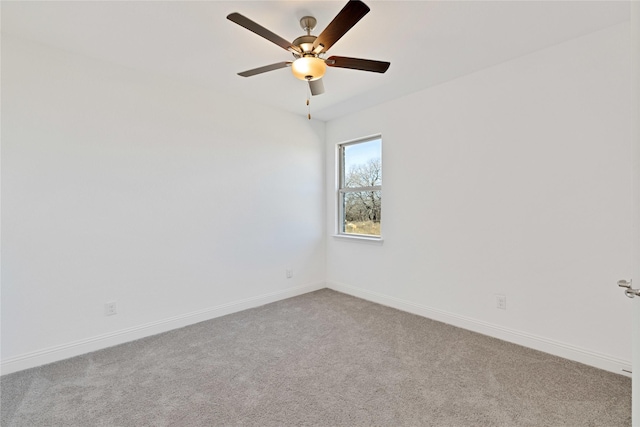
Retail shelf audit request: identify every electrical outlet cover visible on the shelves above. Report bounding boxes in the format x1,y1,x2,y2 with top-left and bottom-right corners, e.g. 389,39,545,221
496,295,506,310
105,302,117,316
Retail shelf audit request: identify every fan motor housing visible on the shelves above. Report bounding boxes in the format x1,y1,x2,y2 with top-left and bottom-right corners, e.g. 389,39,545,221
292,35,317,54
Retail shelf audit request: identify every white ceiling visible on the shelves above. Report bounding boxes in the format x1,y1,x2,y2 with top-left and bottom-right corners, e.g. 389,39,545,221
1,1,630,121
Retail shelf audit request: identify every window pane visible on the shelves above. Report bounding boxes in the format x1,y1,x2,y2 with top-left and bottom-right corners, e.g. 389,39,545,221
343,139,381,188
341,190,381,236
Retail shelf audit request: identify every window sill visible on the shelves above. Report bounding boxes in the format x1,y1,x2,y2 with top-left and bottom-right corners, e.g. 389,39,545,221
332,234,384,244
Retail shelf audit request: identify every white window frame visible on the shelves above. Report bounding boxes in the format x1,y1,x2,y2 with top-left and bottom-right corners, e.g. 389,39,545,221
336,135,382,240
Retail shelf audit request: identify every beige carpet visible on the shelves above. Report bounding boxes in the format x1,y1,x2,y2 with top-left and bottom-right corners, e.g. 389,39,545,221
0,289,632,426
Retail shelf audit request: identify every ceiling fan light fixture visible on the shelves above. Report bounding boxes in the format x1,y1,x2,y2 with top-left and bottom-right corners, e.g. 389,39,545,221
291,56,326,81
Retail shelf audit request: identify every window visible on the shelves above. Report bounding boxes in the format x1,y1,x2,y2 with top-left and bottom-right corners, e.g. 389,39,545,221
338,136,382,238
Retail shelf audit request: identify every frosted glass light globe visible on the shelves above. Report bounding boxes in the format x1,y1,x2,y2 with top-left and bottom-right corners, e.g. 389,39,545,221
291,57,326,81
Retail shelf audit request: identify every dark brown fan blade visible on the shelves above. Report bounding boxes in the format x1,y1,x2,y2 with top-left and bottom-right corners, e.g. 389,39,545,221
327,56,390,73
227,13,301,53
238,61,292,77
308,78,325,96
312,0,370,53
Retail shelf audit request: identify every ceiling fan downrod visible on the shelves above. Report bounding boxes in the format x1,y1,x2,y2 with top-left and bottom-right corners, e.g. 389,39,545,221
299,16,317,35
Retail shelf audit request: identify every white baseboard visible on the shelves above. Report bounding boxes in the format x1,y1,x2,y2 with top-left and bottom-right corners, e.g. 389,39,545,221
1,282,325,375
327,281,632,377
4,281,631,378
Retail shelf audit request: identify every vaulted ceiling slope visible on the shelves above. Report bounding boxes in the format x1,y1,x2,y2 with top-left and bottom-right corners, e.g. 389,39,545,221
1,1,630,121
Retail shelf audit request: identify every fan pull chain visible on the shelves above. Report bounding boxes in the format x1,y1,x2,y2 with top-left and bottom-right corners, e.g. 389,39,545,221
306,83,311,120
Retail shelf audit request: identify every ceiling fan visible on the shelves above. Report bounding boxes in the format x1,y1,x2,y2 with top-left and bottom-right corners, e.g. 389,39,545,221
227,0,390,97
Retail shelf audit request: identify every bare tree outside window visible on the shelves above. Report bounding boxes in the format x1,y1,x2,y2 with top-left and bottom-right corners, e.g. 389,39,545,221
338,138,382,237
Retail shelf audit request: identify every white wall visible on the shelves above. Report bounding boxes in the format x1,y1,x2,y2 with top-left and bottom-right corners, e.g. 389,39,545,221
326,23,634,374
1,36,326,373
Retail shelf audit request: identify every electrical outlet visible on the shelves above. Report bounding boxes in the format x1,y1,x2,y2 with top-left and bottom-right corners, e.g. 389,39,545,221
105,301,118,316
286,269,293,279
496,295,506,310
